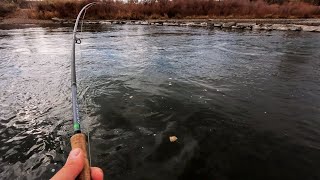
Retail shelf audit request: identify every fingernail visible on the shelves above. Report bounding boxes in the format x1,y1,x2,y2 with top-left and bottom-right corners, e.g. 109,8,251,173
69,148,81,159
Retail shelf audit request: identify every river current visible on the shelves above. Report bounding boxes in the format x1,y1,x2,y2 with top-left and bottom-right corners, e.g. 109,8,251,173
0,24,320,180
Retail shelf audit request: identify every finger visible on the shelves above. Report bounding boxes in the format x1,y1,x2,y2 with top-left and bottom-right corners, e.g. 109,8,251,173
91,167,104,180
51,148,84,180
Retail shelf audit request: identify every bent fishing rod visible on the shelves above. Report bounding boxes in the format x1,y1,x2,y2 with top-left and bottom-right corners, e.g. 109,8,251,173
70,2,96,180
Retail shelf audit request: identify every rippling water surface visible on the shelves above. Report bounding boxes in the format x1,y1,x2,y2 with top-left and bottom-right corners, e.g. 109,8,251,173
0,24,320,180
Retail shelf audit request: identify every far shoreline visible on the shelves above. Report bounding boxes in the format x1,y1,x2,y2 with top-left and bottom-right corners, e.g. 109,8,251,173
1,17,320,32
1,17,320,25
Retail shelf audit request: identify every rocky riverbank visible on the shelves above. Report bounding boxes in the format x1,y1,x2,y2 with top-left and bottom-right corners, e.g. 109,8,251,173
1,16,320,32
51,18,320,32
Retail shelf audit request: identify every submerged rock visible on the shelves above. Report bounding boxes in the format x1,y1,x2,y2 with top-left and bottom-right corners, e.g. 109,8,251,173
262,24,273,31
222,22,236,28
200,22,208,27
213,23,222,27
95,20,319,33
299,25,320,32
232,23,255,29
152,22,163,26
252,24,263,30
288,25,302,31
238,23,256,30
163,22,179,26
185,22,196,26
271,24,302,31
140,21,149,25
100,21,112,25
87,21,99,24
252,24,273,31
272,24,289,31
232,24,246,29
126,21,135,25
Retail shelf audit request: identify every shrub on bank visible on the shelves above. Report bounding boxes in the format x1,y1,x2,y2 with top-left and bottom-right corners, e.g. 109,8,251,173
0,2,17,17
31,0,320,20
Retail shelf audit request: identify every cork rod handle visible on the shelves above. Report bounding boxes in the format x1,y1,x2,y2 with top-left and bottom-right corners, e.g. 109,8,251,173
70,133,91,180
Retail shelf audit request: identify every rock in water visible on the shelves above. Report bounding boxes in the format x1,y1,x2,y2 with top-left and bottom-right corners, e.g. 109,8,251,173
222,22,236,28
213,23,222,27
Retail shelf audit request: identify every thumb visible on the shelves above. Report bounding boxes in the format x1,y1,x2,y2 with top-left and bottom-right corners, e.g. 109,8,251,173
51,148,84,180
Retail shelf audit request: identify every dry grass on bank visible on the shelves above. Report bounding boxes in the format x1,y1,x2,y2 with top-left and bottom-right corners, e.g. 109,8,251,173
0,2,17,17
29,0,320,20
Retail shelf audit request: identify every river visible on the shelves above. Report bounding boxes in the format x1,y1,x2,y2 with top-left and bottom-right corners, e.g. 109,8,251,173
0,24,320,180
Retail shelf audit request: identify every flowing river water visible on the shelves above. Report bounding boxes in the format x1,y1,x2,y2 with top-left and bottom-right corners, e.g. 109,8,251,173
0,24,320,180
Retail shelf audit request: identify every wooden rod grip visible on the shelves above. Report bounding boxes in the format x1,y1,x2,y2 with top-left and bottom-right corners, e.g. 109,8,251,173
71,133,91,180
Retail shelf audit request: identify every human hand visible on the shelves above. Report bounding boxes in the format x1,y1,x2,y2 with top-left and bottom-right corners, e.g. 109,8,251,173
51,148,103,180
